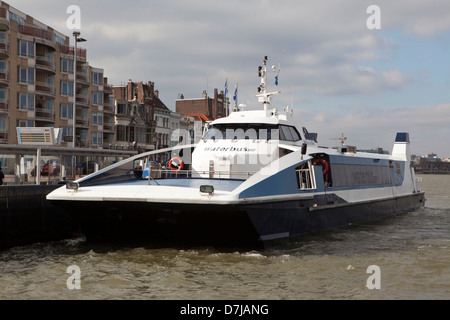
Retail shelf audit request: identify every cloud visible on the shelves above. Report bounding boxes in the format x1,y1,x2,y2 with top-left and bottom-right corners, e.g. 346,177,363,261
6,0,450,156
381,0,450,36
295,102,450,156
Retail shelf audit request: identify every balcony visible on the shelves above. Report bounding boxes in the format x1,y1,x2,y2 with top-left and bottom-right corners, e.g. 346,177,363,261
0,67,8,86
35,106,55,123
76,71,90,86
35,81,56,97
0,99,8,114
36,55,56,73
104,84,112,95
0,130,8,143
76,117,89,128
75,95,89,107
103,123,114,133
0,38,9,58
59,44,86,62
18,25,56,50
0,8,9,32
103,103,114,114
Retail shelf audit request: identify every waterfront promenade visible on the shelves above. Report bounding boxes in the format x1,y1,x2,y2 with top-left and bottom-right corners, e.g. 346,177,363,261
0,144,136,185
0,144,137,249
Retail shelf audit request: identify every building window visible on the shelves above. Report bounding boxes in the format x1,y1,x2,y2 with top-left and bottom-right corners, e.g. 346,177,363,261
92,92,103,106
117,103,127,115
62,127,73,138
0,116,7,132
81,109,88,121
10,12,25,25
60,103,73,119
18,40,34,58
92,132,103,145
44,101,53,111
0,89,6,103
80,130,87,142
92,71,103,85
61,58,74,74
92,112,103,125
18,120,34,127
60,81,74,96
117,125,128,142
46,75,54,86
0,59,6,73
18,67,34,85
18,93,34,111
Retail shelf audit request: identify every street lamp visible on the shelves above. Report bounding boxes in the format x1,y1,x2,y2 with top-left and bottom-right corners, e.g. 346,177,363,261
72,31,86,148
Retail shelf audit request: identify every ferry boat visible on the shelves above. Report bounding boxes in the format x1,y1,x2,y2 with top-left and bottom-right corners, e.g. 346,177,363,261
47,56,426,247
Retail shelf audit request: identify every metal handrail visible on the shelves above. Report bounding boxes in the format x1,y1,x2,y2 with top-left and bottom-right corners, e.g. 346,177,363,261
138,168,257,180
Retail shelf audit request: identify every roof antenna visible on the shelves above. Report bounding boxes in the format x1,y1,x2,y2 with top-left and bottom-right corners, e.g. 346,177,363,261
256,56,281,112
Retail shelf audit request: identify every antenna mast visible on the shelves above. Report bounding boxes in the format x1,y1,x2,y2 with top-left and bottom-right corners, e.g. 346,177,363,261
256,56,280,112
331,133,347,146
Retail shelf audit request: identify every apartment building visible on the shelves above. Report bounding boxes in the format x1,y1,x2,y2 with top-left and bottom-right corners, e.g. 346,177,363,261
0,2,113,149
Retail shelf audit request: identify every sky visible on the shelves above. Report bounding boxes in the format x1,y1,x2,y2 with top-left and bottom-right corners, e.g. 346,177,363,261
6,0,450,157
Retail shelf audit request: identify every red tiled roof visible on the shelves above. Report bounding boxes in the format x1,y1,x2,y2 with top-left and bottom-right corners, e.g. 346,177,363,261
186,113,213,122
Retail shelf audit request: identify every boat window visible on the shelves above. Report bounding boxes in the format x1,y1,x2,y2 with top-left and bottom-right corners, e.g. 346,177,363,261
203,123,302,141
331,163,392,187
288,126,301,141
280,125,293,141
203,123,280,140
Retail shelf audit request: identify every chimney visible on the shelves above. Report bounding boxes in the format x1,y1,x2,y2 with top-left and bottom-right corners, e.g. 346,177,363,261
127,79,134,101
148,81,154,93
202,90,207,98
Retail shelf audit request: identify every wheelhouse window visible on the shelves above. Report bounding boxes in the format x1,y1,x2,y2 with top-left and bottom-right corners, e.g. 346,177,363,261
280,125,301,141
203,123,301,141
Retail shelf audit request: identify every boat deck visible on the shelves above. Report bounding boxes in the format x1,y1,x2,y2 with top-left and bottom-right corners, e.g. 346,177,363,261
120,177,245,192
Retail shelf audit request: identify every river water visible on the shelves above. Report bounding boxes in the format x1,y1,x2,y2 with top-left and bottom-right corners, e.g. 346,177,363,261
0,174,448,301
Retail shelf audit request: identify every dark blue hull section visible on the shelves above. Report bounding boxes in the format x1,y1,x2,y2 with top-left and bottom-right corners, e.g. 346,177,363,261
245,192,425,243
54,192,425,248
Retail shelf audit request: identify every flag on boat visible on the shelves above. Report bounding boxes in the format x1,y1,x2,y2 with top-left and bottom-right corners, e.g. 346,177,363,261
233,84,238,101
142,164,150,178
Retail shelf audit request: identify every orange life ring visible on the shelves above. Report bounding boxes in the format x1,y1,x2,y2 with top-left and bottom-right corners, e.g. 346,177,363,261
169,157,184,171
313,158,329,178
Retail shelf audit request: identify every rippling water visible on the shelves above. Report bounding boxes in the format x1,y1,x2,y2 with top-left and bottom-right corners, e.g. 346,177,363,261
0,174,449,300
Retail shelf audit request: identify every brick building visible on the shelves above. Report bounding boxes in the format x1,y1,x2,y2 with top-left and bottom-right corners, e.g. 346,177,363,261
175,88,226,121
112,80,174,152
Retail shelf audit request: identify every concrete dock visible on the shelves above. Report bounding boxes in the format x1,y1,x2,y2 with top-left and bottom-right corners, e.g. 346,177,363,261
0,184,74,250
0,144,137,250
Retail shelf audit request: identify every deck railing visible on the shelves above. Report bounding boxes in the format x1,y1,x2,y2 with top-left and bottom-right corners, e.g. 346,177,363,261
415,176,423,192
134,168,256,181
